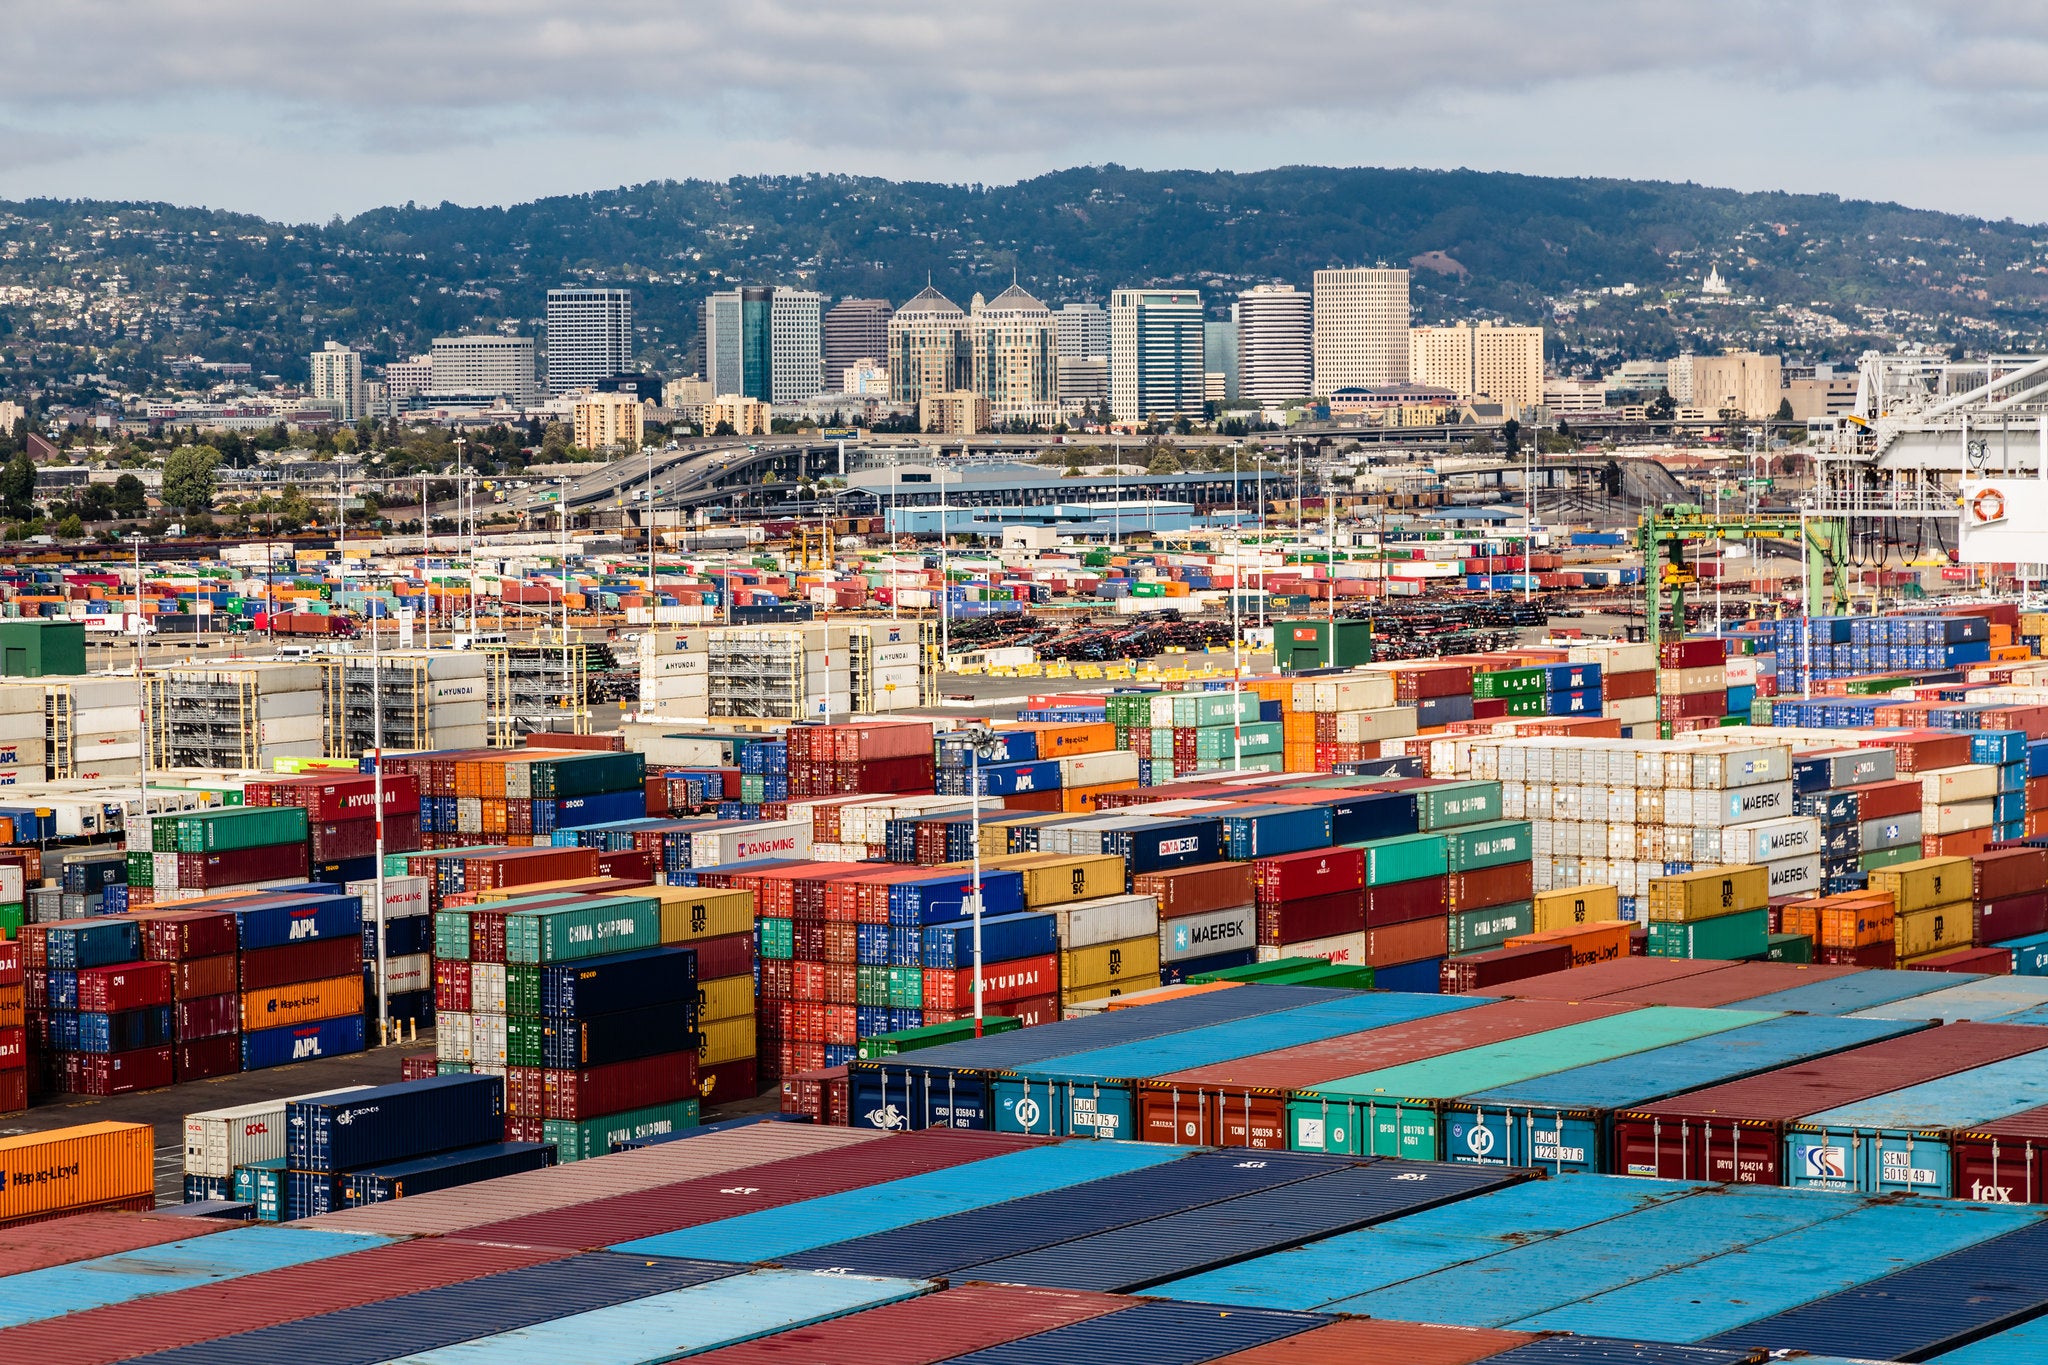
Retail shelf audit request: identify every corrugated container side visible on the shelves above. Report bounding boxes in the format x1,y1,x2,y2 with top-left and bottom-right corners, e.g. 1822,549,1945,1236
682,1284,1130,1365
1202,1318,1538,1365
0,1212,230,1278
936,1299,1331,1365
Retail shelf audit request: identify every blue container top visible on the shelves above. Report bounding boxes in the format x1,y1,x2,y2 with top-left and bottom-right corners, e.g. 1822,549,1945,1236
1460,1015,1928,1113
1727,969,1971,1016
851,983,1360,1078
1011,990,1484,1086
1848,976,2048,1022
1798,1049,2048,1131
937,1299,1329,1365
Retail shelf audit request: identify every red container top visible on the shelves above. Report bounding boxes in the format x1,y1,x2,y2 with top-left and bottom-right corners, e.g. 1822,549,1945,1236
1871,729,1972,773
689,1285,1127,1365
137,909,239,962
1849,778,1921,822
1207,1319,1538,1365
1135,863,1257,917
1443,941,1573,990
1486,956,1736,1000
1590,961,1863,1008
0,1212,229,1278
1910,946,2013,974
1253,847,1365,904
1623,1021,2048,1125
1956,1099,2048,1144
1976,847,2048,904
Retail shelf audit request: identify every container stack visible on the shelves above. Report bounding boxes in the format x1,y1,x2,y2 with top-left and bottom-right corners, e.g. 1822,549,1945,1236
1570,639,1660,732
789,720,936,798
1141,861,1259,983
142,903,246,1082
1255,846,1366,964
1658,636,1731,733
352,873,435,1031
943,726,1142,814
229,886,369,1072
144,806,312,904
181,1084,370,1204
1791,745,1921,895
1645,863,1772,959
1275,673,1409,775
383,747,647,849
0,940,22,1112
244,770,423,889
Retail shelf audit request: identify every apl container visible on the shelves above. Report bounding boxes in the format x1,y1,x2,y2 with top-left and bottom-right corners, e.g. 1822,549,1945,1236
242,1014,368,1071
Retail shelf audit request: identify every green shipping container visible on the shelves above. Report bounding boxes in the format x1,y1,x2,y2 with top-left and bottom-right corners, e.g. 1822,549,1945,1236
1257,962,1377,989
1502,694,1549,718
1357,832,1449,887
152,805,309,854
0,903,20,939
1448,899,1535,954
529,751,646,800
1442,821,1534,872
506,1015,547,1068
857,1014,1023,1060
505,964,543,1017
1287,1006,1777,1159
1861,844,1922,873
758,918,794,959
888,965,923,1008
0,620,86,678
502,896,663,964
125,850,153,887
544,1099,700,1161
1470,667,1546,700
433,910,475,962
1193,722,1283,759
1414,781,1504,831
1190,957,1327,984
1171,693,1260,727
1756,932,1814,964
1647,907,1771,960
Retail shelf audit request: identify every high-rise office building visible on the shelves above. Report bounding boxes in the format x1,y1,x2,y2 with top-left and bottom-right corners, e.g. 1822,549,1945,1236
308,342,362,421
1235,284,1312,402
428,335,539,406
1056,303,1108,361
969,284,1060,426
382,354,434,414
1312,268,1409,393
1689,350,1783,420
1108,288,1204,423
545,287,633,394
822,298,894,392
887,286,970,407
704,286,825,403
1204,318,1239,402
1408,322,1544,411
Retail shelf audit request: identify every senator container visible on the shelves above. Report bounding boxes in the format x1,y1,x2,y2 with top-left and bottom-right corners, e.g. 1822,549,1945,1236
994,989,1480,1137
1784,1048,2048,1195
287,1074,505,1172
1443,1014,1928,1174
1138,998,1619,1148
1725,967,1969,1016
1611,1020,2048,1183
0,1122,153,1223
848,983,1356,1130
1289,1006,1777,1159
682,1284,1130,1365
1847,974,2048,1022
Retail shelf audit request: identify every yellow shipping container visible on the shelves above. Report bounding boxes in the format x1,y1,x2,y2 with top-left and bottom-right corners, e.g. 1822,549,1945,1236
240,974,363,1031
655,887,755,943
698,1016,757,1067
1061,933,1162,990
0,1122,153,1223
696,973,753,1023
1870,857,1974,915
1894,901,1973,961
1062,974,1164,1007
1645,865,1768,922
983,853,1127,907
1532,883,1621,933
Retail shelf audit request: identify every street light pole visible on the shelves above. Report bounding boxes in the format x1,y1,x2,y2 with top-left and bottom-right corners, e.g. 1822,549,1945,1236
558,476,571,732
129,534,147,836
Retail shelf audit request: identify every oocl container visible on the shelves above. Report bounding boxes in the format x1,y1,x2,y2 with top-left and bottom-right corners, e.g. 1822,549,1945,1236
184,1085,374,1177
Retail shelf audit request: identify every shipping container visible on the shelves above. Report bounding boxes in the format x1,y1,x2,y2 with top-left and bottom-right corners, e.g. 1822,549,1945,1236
287,1075,504,1172
681,1284,1129,1365
0,1122,152,1224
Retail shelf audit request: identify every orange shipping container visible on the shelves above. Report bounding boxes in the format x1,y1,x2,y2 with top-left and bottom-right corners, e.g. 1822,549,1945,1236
1781,894,1894,949
240,974,364,1031
1504,921,1632,969
1104,981,1241,1009
1062,781,1140,813
0,1122,153,1224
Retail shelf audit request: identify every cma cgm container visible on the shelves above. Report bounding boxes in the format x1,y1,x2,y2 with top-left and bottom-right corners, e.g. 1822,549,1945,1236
993,991,1477,1138
848,984,1356,1130
1289,1007,1774,1159
1611,1020,2048,1183
1441,1014,1927,1174
1136,998,1623,1149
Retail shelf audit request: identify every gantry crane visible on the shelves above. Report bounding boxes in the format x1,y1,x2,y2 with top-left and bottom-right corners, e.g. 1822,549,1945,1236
1637,505,1849,648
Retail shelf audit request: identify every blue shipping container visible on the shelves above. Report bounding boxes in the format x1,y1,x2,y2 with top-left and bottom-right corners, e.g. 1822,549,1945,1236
286,1074,503,1171
243,1014,368,1070
922,912,1060,970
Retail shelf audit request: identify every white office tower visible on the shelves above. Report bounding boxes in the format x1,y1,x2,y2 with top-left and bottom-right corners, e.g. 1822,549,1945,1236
1057,303,1109,361
308,342,363,421
428,335,540,406
545,287,633,394
1108,289,1205,422
1235,284,1312,402
1312,267,1409,392
704,286,826,402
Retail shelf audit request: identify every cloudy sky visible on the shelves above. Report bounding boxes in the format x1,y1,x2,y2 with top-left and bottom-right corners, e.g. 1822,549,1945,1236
7,1,2048,224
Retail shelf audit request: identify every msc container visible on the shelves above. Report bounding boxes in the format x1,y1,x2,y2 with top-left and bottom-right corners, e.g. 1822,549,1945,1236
1645,866,1768,922
344,1141,556,1205
1611,1020,2048,1183
1870,855,1975,913
1443,1014,1927,1175
995,990,1478,1138
0,1122,153,1223
184,1085,374,1176
1288,1006,1775,1159
287,1074,505,1172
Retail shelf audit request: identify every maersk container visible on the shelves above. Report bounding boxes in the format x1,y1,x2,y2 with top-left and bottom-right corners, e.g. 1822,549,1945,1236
242,1014,367,1071
343,1141,556,1205
1726,967,1971,1016
1847,975,2048,1023
1441,1014,1928,1174
1220,805,1334,860
848,984,1357,1130
1784,1049,2048,1196
922,912,1060,970
994,990,1480,1138
538,947,696,1017
287,1074,505,1172
1288,1006,1778,1159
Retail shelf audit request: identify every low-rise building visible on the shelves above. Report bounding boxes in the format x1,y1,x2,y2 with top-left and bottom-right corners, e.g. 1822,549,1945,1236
921,389,990,435
571,391,645,451
705,394,771,436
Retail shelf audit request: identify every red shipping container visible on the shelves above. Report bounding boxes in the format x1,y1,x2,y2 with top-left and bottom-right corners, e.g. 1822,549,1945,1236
1954,1104,2048,1203
505,1115,545,1144
698,1056,757,1106
1601,670,1657,701
505,1066,543,1116
1367,916,1449,967
0,1069,22,1113
175,993,241,1040
0,942,20,988
543,1050,699,1120
171,955,238,1001
1253,848,1365,906
1259,890,1364,947
0,1027,22,1070
64,1045,173,1097
1135,863,1257,918
470,911,508,964
1484,956,1730,999
1911,946,2013,975
1977,847,2048,902
1444,862,1534,912
1365,875,1449,927
1441,942,1573,993
1818,940,1897,967
1851,778,1922,822
141,911,239,963
73,963,173,1013
239,937,359,993
921,954,1059,1013
1659,639,1727,669
175,1034,241,1082
308,820,379,863
434,958,473,1012
1978,892,2048,945
247,773,421,822
173,842,310,890
1875,730,1972,773
593,850,652,884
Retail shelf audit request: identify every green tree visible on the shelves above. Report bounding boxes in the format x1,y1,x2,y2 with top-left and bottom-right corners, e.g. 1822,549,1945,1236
1775,397,1795,422
1146,447,1184,474
162,445,222,514
0,451,35,518
110,473,148,519
54,513,83,539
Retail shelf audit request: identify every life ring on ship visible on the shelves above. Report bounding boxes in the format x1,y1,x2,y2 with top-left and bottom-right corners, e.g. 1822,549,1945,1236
1971,487,2006,523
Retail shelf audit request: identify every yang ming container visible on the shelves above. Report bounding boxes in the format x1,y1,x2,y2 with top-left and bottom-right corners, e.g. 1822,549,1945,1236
287,1074,504,1172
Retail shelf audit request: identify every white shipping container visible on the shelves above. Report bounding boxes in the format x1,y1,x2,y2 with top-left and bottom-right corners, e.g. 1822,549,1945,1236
1334,708,1419,744
1054,893,1160,950
1676,781,1796,828
1313,676,1397,712
1159,902,1256,963
469,962,507,1014
0,738,47,768
871,665,921,701
1724,656,1760,688
72,705,140,738
871,643,920,669
256,715,324,745
690,818,812,867
1721,816,1824,865
471,1012,508,1070
368,953,432,996
1060,750,1141,788
1919,765,1999,804
1257,931,1366,964
345,875,431,925
1658,665,1728,696
182,1085,373,1177
1923,800,1995,835
1684,745,1792,790
0,709,41,742
1763,855,1823,899
1604,695,1658,726
642,652,708,678
1567,641,1657,672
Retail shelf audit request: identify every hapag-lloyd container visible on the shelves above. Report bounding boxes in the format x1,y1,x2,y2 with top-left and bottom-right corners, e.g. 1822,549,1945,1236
995,991,1479,1138
848,984,1356,1130
1784,1048,2048,1196
184,1085,374,1176
1442,1014,1928,1174
287,1074,504,1172
0,1122,153,1224
1290,1007,1777,1159
1611,1020,2048,1183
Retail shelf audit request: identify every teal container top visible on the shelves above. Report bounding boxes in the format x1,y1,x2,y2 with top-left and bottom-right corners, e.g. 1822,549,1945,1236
610,1139,1185,1264
1796,1049,2048,1133
1010,991,1485,1086
385,1269,929,1365
1158,1172,1699,1311
1299,1007,1780,1102
1728,969,1971,1016
1511,1195,2036,1342
1935,1309,2048,1364
1848,975,2048,1023
0,1226,388,1328
1461,1015,1927,1113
